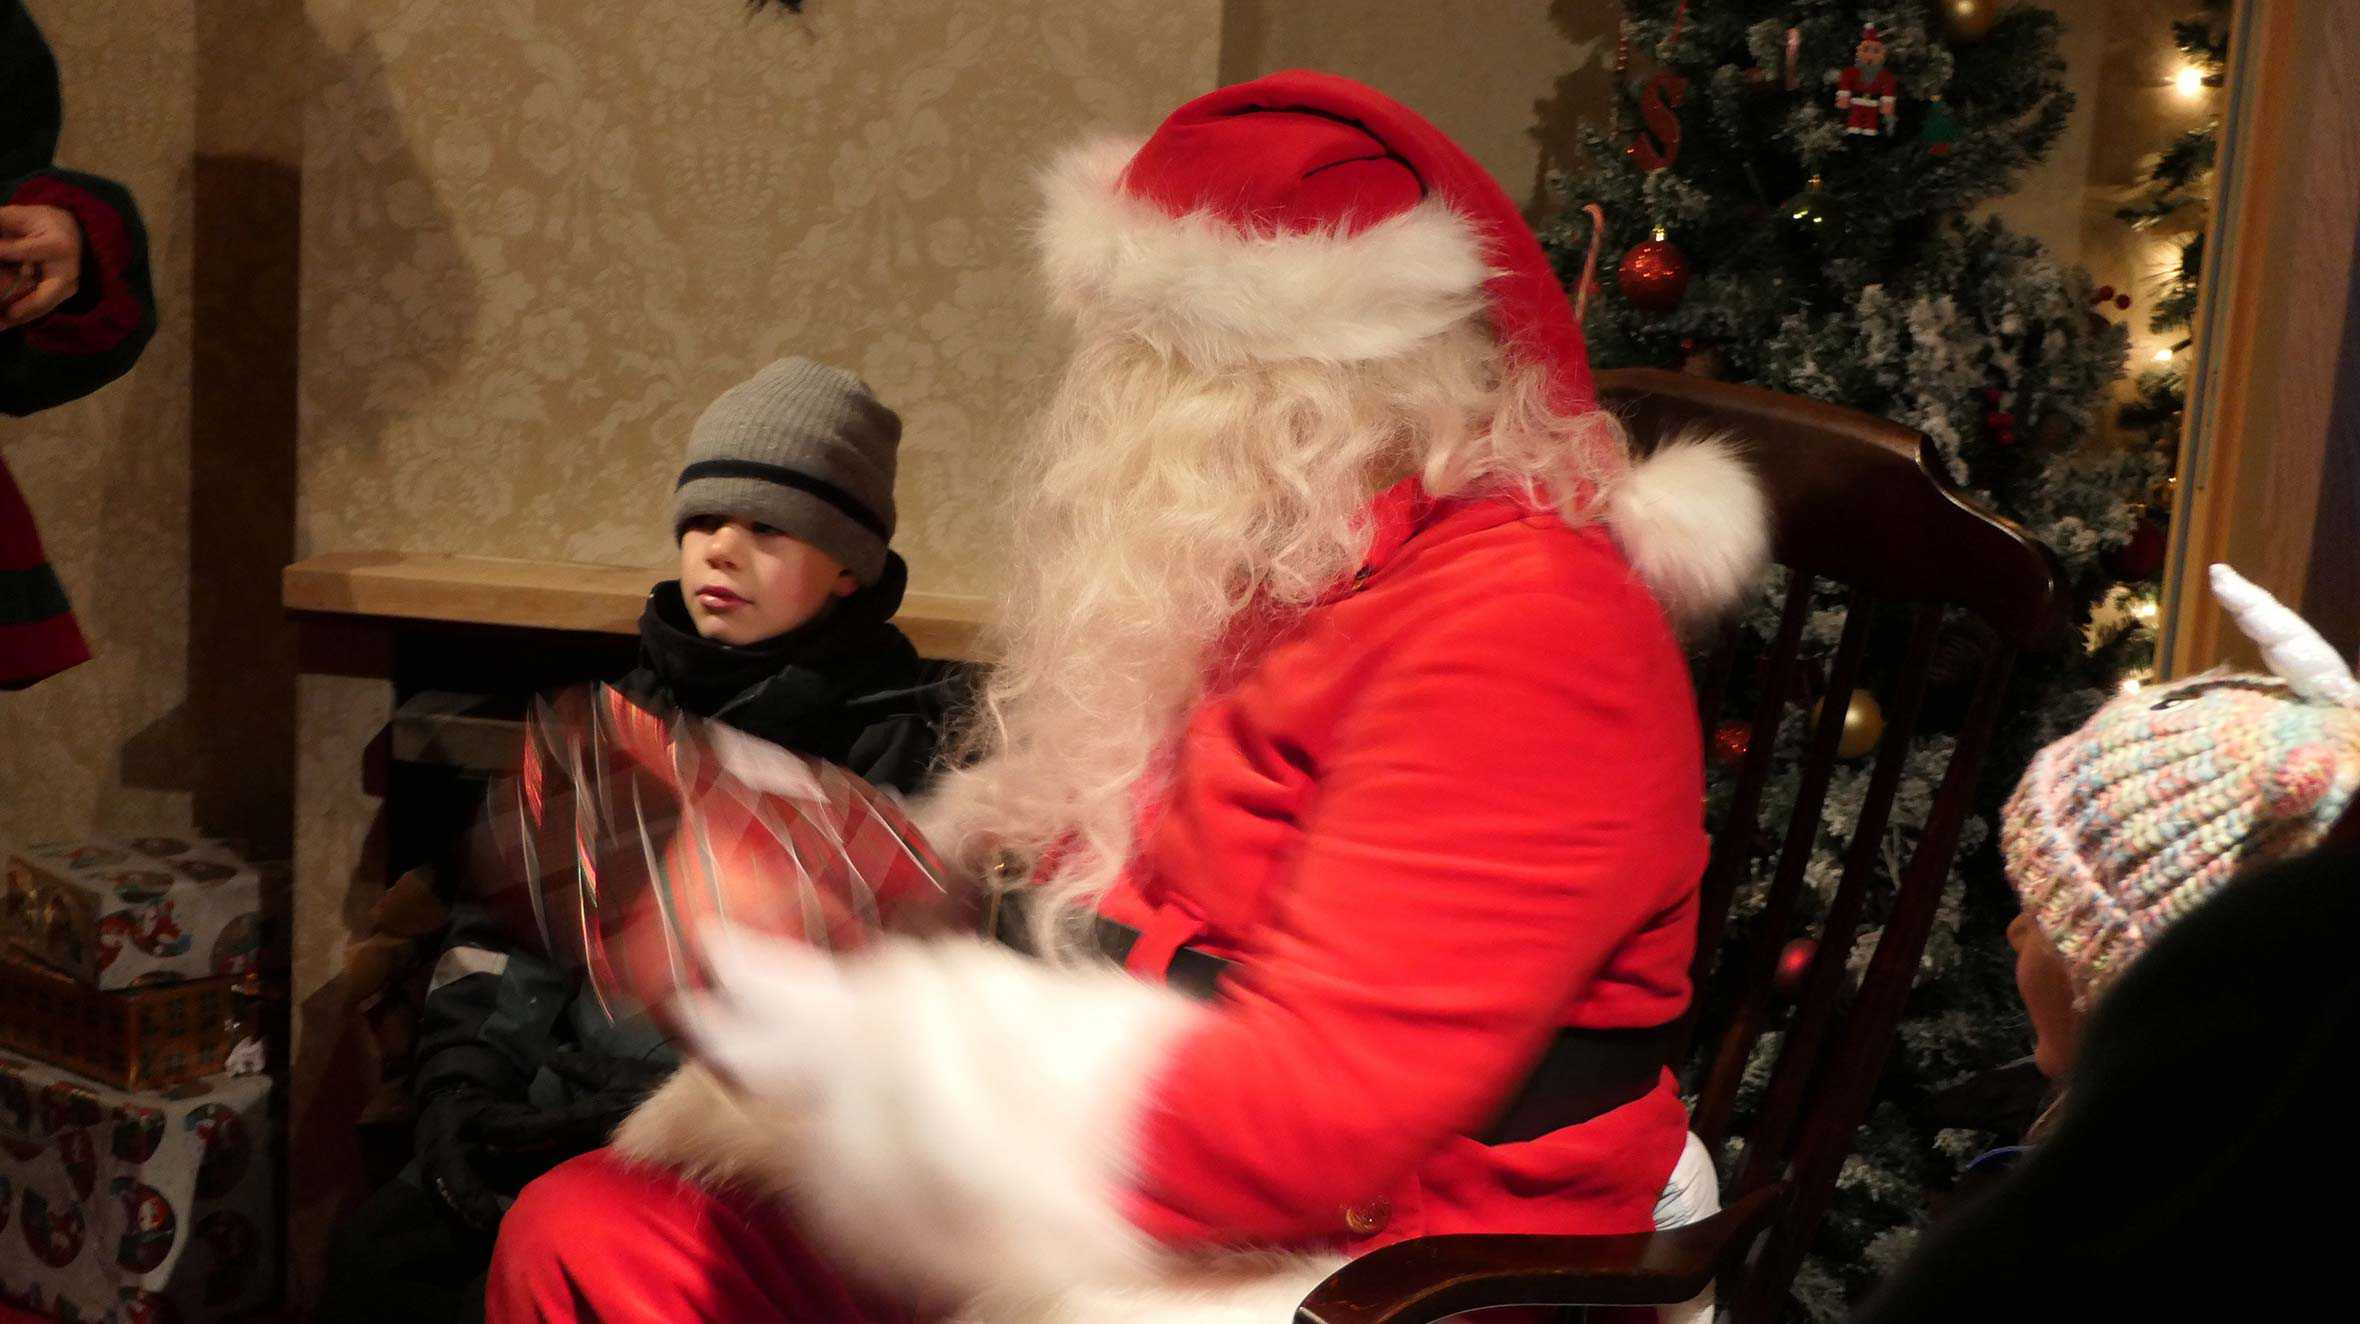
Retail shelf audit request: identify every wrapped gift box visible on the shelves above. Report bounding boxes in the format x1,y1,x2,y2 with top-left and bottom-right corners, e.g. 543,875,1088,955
1,839,282,991
0,962,244,1091
0,1055,274,1322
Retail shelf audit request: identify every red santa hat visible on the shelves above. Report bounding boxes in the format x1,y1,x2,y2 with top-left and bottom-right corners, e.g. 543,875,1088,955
1040,69,1595,413
1037,70,1767,624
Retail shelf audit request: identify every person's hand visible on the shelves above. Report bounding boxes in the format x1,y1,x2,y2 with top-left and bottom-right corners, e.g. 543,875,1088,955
0,205,84,329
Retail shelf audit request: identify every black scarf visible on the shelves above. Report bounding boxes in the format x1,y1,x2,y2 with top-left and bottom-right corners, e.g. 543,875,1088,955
619,552,930,779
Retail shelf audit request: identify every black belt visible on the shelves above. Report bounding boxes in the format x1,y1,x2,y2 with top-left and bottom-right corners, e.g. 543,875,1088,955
993,898,1672,1146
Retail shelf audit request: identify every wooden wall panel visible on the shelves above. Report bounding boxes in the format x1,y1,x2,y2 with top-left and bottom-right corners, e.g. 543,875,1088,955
2163,0,2360,674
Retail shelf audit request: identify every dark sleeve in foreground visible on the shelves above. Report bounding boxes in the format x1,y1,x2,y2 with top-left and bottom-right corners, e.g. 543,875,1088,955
1854,846,2360,1322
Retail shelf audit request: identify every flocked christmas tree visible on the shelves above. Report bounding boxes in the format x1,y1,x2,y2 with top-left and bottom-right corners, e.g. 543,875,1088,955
1540,2,2187,1314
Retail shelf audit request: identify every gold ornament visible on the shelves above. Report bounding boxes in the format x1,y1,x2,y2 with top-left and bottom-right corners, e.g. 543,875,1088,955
1937,0,2000,44
1784,175,1837,234
1812,690,1886,759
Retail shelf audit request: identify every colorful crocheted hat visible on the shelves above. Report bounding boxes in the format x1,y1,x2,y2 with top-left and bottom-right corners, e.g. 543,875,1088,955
2003,565,2360,1004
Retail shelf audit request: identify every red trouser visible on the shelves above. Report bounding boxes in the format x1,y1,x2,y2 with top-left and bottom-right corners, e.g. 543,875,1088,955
485,1149,926,1324
487,1152,1645,1324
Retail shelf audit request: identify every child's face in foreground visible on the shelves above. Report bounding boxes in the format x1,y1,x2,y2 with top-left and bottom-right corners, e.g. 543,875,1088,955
679,515,856,645
2007,910,2084,1080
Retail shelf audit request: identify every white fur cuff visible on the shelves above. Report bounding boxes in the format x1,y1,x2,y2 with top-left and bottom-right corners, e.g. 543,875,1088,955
614,935,1205,1308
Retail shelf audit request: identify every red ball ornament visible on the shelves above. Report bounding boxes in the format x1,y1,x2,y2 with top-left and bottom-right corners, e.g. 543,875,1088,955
2094,285,2116,302
2116,293,2133,311
1711,720,1752,767
1773,937,1818,997
1618,233,1692,313
2105,518,2170,582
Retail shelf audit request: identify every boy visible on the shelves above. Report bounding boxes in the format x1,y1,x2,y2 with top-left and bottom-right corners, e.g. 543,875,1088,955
321,358,941,1323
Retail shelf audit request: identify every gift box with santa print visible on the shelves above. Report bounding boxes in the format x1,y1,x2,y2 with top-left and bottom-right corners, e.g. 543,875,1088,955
0,838,284,992
0,1054,274,1322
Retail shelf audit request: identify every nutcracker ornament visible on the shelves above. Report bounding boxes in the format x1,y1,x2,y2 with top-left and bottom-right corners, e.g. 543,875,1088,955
1838,24,1901,138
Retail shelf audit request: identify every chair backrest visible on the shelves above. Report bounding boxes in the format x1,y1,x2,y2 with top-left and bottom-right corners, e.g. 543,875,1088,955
1596,369,2066,1323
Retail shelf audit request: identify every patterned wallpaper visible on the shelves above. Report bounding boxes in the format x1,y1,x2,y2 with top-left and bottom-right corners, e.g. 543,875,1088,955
297,0,1222,599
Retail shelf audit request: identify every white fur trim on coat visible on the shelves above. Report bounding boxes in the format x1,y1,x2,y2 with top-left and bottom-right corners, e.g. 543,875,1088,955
1037,138,1492,370
613,933,1213,1312
1604,426,1770,629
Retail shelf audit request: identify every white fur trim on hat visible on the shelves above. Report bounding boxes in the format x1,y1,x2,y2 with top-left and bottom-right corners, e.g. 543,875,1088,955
1604,426,1770,628
1037,138,1492,370
612,933,1208,1311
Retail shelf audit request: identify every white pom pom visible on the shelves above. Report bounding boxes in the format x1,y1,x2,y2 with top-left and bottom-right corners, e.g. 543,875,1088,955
1605,428,1771,628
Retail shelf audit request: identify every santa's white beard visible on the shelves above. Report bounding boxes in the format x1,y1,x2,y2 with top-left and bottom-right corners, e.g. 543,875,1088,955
919,321,1602,956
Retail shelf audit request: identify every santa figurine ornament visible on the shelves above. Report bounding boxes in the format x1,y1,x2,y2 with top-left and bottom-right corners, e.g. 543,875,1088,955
1837,24,1902,139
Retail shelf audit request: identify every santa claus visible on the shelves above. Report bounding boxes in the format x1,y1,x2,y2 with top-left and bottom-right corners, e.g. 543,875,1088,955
485,70,1765,1324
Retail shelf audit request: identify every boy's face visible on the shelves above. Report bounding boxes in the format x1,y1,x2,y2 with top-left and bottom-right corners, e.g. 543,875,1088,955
2007,910,2083,1079
678,515,856,645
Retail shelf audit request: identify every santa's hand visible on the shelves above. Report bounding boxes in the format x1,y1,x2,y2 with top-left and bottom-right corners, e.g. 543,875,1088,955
668,932,855,1099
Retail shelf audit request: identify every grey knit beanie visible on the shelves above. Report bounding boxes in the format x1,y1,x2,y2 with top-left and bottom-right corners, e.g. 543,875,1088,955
672,358,900,584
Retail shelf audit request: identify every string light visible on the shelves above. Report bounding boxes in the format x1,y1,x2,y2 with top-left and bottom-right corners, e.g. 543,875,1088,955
2173,64,2206,99
2152,347,2174,364
2120,675,2146,695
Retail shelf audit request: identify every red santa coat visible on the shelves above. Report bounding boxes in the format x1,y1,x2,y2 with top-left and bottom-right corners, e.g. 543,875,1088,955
618,470,1735,1318
1101,479,1704,1253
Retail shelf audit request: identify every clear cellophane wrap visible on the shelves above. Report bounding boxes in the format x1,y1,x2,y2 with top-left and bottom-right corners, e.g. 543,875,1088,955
467,684,979,1024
